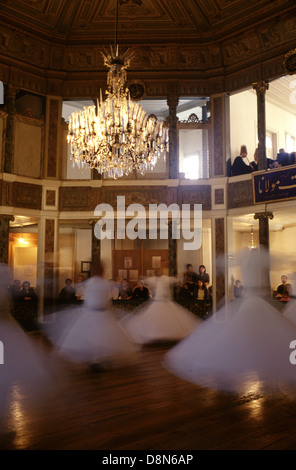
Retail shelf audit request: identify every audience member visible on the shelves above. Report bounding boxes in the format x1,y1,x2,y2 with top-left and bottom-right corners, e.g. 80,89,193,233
75,274,85,302
58,279,76,305
275,275,292,299
197,265,210,286
20,281,38,302
232,145,253,176
132,280,149,301
195,280,209,301
249,148,275,171
182,264,198,293
119,279,133,300
112,277,123,300
234,279,244,298
276,148,295,167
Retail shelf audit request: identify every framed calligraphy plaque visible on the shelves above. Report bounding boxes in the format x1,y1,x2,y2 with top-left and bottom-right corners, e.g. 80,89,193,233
253,166,296,204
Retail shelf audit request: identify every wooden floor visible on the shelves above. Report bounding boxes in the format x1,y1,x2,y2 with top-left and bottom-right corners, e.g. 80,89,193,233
2,333,296,450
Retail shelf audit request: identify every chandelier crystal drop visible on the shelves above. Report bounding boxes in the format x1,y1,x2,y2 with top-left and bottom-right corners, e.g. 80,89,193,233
67,45,169,179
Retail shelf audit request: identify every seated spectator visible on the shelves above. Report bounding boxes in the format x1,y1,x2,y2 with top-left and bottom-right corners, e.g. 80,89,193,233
75,274,85,302
232,145,253,176
20,281,38,302
132,280,149,301
197,265,210,286
16,281,38,331
8,279,22,301
280,290,291,302
275,275,292,299
112,277,123,300
119,279,133,300
276,148,295,167
58,279,76,305
234,279,244,298
195,280,209,301
249,148,275,171
179,282,194,300
182,264,198,294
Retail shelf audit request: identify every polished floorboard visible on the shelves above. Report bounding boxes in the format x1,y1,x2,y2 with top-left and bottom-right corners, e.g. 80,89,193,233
1,333,296,450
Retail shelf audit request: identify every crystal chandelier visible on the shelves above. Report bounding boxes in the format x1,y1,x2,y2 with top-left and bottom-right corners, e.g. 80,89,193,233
67,1,168,179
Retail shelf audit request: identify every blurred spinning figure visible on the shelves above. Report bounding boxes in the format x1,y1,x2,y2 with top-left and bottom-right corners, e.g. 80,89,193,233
122,275,202,344
43,263,138,368
0,265,56,436
164,249,296,394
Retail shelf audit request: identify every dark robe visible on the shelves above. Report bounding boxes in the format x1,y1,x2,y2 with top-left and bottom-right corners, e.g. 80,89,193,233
232,156,253,176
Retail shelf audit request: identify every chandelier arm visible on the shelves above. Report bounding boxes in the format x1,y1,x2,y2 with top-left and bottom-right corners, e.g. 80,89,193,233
115,0,119,57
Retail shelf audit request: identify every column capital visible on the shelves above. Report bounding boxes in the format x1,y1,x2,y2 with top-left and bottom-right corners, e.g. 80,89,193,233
254,211,274,221
0,214,15,222
5,85,18,99
167,95,179,109
252,80,269,95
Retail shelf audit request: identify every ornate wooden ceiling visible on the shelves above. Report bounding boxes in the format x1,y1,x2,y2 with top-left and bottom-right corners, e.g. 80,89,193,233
0,0,294,43
0,0,295,97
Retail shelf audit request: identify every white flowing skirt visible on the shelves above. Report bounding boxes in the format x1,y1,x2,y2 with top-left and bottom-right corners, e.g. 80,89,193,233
283,299,296,326
0,316,54,385
164,296,296,393
121,300,202,344
44,306,139,365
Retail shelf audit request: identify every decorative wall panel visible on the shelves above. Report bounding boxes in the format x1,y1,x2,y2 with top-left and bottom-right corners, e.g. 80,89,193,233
47,98,59,178
178,186,211,210
59,186,96,211
228,179,253,209
14,116,43,178
12,182,42,209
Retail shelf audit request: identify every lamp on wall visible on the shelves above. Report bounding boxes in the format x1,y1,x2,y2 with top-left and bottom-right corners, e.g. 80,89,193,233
248,226,256,251
67,0,168,179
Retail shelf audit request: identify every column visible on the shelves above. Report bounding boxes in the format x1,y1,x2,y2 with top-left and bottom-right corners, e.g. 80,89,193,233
37,217,59,317
213,217,226,310
254,211,273,294
252,81,269,171
210,93,230,177
168,219,177,276
167,95,179,179
0,215,14,264
89,220,101,276
3,86,17,173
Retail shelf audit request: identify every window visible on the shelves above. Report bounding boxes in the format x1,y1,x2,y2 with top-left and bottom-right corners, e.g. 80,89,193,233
286,133,296,153
266,130,277,160
177,98,210,180
178,128,209,179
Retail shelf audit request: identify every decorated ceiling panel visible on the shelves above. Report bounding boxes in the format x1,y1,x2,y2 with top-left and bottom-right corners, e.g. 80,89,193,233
0,0,295,97
0,0,294,42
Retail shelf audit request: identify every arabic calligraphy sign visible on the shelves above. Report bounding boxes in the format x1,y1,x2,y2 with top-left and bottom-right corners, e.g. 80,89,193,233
253,166,296,204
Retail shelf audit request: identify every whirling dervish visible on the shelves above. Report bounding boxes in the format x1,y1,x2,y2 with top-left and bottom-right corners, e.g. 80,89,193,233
282,298,296,326
0,264,57,436
164,248,296,394
121,275,202,344
43,262,139,368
